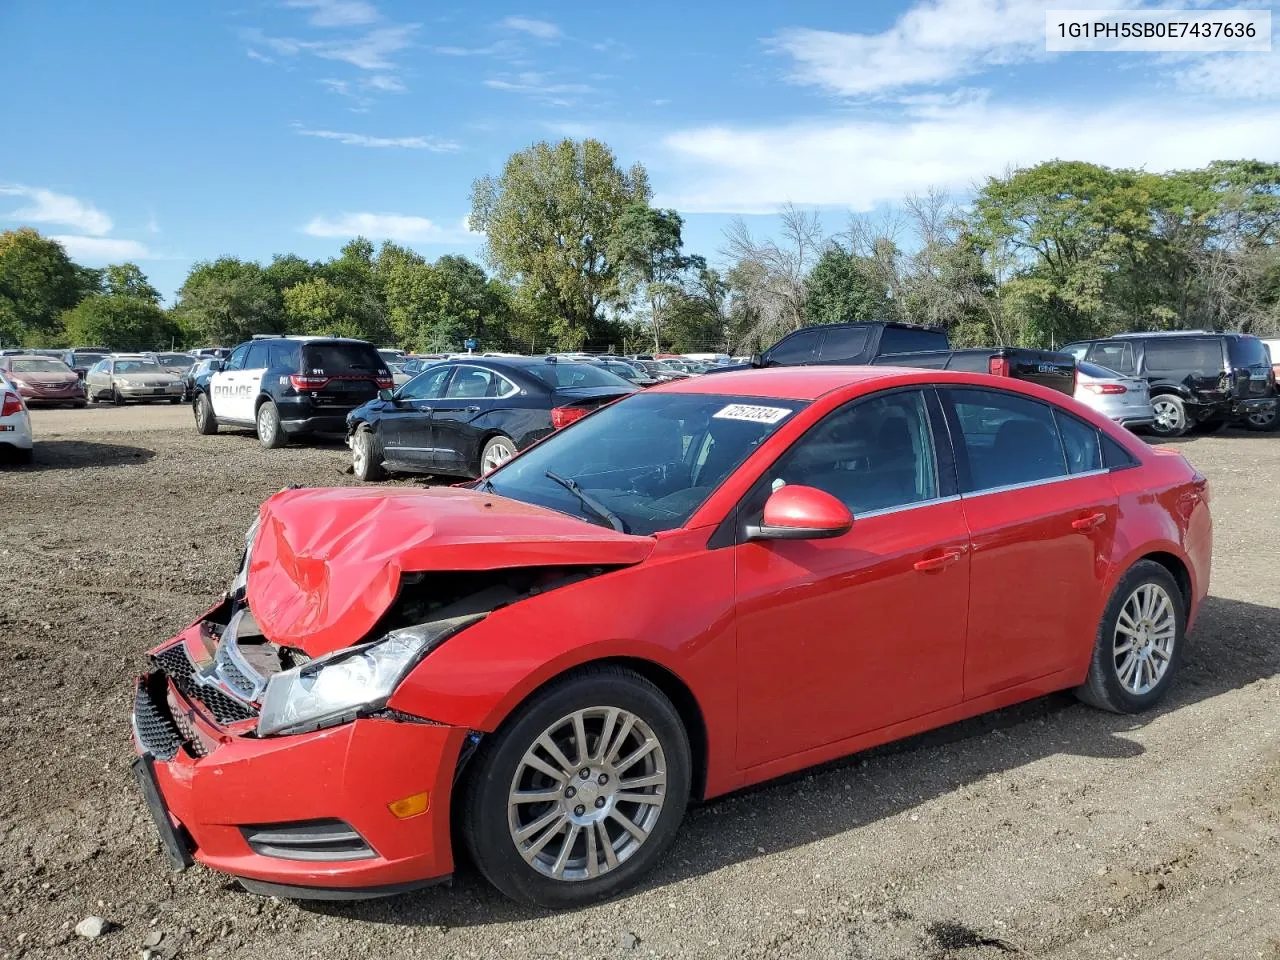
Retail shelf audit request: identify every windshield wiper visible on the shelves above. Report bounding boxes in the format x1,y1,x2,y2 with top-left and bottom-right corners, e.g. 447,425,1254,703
544,471,628,533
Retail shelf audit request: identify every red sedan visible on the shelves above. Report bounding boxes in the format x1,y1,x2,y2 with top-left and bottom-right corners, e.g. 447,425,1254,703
131,367,1211,906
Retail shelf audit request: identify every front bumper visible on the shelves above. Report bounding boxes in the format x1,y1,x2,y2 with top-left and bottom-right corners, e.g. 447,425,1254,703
16,386,85,404
118,384,184,400
131,628,467,897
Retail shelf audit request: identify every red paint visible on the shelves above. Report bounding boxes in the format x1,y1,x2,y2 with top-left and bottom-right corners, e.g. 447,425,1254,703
760,484,852,532
139,368,1212,893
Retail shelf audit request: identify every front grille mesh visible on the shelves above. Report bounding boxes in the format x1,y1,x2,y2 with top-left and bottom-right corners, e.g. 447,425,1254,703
152,644,257,725
133,681,182,761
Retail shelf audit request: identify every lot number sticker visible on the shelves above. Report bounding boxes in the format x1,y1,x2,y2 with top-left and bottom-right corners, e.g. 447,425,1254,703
713,404,791,424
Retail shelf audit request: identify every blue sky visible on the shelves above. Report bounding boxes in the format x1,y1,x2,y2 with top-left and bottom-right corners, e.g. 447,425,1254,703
1,0,1277,301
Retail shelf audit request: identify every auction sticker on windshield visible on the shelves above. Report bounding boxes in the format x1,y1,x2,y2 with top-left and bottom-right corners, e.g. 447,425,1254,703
713,404,792,424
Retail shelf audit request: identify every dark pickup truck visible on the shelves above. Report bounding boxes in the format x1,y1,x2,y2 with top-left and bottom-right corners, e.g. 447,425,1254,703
714,321,1077,395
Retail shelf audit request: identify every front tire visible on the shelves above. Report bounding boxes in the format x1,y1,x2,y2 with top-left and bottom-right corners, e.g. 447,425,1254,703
351,428,386,481
256,400,286,449
462,666,691,908
1076,560,1186,714
193,393,218,435
1149,395,1188,437
112,387,125,407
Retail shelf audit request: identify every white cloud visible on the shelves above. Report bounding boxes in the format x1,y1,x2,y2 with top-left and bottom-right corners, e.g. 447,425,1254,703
500,16,561,40
0,185,112,235
303,212,477,243
242,23,415,71
772,0,1140,97
246,48,275,64
1177,53,1280,99
284,0,380,28
365,74,405,92
655,99,1280,213
295,127,457,150
49,236,153,261
485,71,593,105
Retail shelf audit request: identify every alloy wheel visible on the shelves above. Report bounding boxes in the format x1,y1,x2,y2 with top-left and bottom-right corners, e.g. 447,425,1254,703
507,707,667,882
1247,407,1276,429
1113,583,1176,695
483,438,516,474
1151,398,1182,433
257,403,276,439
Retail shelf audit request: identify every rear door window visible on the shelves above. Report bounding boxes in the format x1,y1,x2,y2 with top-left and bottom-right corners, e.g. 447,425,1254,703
1086,342,1136,374
245,343,269,369
945,388,1069,492
1141,338,1224,375
877,327,948,355
816,326,871,362
444,366,498,399
765,328,821,365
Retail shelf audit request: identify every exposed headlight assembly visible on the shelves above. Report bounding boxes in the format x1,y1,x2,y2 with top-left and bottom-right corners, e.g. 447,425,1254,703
256,614,485,737
229,516,260,596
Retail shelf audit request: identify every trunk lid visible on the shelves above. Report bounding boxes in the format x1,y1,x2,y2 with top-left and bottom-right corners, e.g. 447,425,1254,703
245,486,653,654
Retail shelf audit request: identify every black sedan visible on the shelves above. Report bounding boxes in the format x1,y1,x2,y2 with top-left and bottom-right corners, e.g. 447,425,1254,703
346,356,637,481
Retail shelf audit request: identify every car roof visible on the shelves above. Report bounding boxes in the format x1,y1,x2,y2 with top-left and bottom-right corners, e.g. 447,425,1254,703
648,365,1047,401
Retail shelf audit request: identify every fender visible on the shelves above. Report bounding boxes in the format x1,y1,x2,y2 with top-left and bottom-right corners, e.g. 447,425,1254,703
388,533,741,796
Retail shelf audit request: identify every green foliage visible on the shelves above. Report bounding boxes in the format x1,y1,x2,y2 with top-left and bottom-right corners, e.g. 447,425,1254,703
471,138,651,348
172,258,283,345
0,228,94,346
62,294,181,350
102,263,161,304
805,244,886,326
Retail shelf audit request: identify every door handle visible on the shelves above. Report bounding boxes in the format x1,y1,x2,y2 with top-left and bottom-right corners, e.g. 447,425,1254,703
465,405,481,413
1071,512,1107,532
914,549,966,572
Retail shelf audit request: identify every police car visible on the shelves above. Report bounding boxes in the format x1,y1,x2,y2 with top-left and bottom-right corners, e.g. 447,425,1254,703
191,335,393,448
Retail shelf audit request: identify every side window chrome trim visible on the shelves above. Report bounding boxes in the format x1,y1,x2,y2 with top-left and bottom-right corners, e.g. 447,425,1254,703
854,494,962,521
959,468,1109,500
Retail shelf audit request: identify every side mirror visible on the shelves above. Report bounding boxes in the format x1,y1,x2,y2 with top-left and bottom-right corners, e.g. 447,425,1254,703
745,485,853,542
749,352,764,368
208,360,225,372
378,388,395,402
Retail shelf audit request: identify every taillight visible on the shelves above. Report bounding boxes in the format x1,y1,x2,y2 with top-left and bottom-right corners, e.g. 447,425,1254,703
289,374,330,391
1085,383,1127,395
551,406,590,429
375,375,393,390
1,391,23,417
988,356,1010,378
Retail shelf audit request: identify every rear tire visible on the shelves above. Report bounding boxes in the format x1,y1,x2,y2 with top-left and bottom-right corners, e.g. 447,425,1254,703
1149,395,1188,437
351,428,386,481
1076,560,1186,714
14,447,32,464
256,400,287,449
193,393,218,435
480,433,517,476
1245,405,1279,432
462,666,691,908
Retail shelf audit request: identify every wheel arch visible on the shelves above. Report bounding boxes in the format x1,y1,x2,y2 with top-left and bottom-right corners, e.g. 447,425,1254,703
1138,550,1192,612
453,654,711,802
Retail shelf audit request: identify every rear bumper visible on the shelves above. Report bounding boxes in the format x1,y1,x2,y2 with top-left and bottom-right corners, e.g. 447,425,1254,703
131,635,467,896
1230,397,1276,418
280,413,353,435
1116,416,1154,430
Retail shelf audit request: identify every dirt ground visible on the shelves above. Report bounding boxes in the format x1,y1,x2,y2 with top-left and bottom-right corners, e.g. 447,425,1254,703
2,403,1279,960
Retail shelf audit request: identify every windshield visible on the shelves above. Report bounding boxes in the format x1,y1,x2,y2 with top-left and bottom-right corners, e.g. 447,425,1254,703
524,362,634,390
157,353,194,368
485,392,805,535
72,353,106,367
10,357,71,373
115,360,164,374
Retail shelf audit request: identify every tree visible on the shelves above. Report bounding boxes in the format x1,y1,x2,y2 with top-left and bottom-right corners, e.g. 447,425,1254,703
262,254,317,298
172,258,283,345
62,294,181,350
610,205,705,352
805,243,885,326
470,138,651,348
722,204,823,350
0,228,93,345
102,263,161,304
665,267,730,352
283,277,362,338
318,238,390,343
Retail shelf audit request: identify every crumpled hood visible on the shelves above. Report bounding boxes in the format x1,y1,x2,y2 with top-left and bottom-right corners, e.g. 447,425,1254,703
245,486,654,654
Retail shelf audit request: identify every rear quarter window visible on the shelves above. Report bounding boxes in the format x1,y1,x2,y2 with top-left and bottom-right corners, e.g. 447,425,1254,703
1141,338,1224,375
1228,336,1269,368
877,327,948,355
